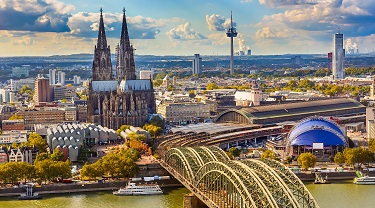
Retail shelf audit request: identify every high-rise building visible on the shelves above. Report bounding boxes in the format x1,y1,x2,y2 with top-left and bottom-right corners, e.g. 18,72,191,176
332,29,345,80
87,8,156,129
49,69,56,85
0,89,10,103
192,54,202,75
57,71,65,86
33,77,51,105
73,75,81,85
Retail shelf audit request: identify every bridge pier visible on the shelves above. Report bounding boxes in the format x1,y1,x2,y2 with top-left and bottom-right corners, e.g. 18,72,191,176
183,193,208,208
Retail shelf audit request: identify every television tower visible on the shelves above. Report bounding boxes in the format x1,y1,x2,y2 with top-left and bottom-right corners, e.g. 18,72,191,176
226,11,237,75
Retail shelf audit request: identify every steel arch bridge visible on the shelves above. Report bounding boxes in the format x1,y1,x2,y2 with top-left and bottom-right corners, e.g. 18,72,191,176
159,146,319,208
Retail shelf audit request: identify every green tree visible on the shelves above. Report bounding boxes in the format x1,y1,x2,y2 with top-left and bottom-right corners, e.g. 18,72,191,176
343,148,373,167
206,83,219,90
100,152,121,178
261,150,278,160
50,149,64,161
118,157,138,178
80,162,103,181
35,159,54,183
334,152,345,164
228,147,241,158
35,152,49,163
285,156,293,165
297,152,317,170
143,124,162,138
149,116,165,128
153,79,163,87
369,138,375,152
19,85,33,95
27,132,47,153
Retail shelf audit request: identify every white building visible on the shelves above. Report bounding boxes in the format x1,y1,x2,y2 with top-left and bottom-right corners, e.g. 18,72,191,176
0,89,10,103
49,69,56,85
0,130,28,144
9,92,16,103
57,71,66,86
332,30,345,80
73,75,81,85
10,78,35,91
139,70,153,80
192,54,202,75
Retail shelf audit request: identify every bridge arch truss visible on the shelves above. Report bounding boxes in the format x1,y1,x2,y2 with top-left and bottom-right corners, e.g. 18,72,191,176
162,146,319,208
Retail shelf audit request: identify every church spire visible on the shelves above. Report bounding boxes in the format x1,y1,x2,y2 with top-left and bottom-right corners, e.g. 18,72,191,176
97,8,107,49
116,7,136,81
92,7,112,81
120,7,131,50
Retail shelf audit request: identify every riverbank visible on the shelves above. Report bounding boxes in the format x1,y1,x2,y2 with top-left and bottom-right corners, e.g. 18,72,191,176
0,178,183,197
0,170,371,197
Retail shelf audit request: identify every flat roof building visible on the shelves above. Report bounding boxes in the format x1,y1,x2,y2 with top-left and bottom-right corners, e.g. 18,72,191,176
215,98,365,125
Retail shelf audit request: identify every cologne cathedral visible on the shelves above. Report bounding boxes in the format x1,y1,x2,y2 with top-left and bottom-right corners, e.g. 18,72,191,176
87,9,156,130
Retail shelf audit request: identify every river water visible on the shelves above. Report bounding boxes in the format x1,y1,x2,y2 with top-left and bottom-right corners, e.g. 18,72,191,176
0,182,374,208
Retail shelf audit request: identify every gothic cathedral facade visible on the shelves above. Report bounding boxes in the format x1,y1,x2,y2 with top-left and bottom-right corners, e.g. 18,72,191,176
87,9,156,130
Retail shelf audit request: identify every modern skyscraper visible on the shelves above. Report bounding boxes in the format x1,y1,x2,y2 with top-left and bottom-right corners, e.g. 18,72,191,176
332,29,345,80
226,11,237,75
192,54,202,75
49,69,56,85
87,8,156,129
33,77,51,105
57,71,65,86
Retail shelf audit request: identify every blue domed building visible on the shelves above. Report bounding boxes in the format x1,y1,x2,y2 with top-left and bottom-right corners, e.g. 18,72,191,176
286,116,348,159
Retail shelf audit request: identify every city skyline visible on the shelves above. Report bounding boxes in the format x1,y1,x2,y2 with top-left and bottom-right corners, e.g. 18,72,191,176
0,0,374,57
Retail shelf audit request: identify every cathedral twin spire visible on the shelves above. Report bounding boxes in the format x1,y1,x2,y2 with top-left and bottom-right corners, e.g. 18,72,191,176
97,8,107,50
93,7,136,82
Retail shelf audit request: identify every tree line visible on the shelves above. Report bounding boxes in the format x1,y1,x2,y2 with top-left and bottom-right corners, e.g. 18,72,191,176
0,150,71,185
80,148,139,181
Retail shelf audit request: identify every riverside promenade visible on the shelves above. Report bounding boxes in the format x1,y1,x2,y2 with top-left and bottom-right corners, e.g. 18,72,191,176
0,178,182,197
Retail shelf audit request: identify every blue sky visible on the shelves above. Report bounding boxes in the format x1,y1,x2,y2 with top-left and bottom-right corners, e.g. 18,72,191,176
0,0,374,56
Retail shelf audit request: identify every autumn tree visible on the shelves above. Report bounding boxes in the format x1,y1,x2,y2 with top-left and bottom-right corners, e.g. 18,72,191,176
369,138,375,153
206,83,219,90
8,114,23,120
297,152,317,170
343,148,373,167
19,85,33,95
27,132,47,153
80,162,103,181
261,150,279,160
334,152,345,164
50,149,64,161
143,124,162,138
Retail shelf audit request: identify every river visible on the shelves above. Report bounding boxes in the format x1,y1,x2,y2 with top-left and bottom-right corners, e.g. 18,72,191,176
0,182,374,208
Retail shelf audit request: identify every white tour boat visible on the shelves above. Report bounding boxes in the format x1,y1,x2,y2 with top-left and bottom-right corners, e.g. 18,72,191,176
113,182,163,195
354,176,375,185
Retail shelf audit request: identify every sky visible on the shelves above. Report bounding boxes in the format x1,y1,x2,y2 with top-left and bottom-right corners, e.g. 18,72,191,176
0,0,374,56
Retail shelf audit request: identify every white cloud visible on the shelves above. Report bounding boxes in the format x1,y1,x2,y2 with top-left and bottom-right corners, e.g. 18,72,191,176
206,14,235,31
0,0,74,32
67,12,167,39
256,0,375,43
166,22,206,40
12,36,34,45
